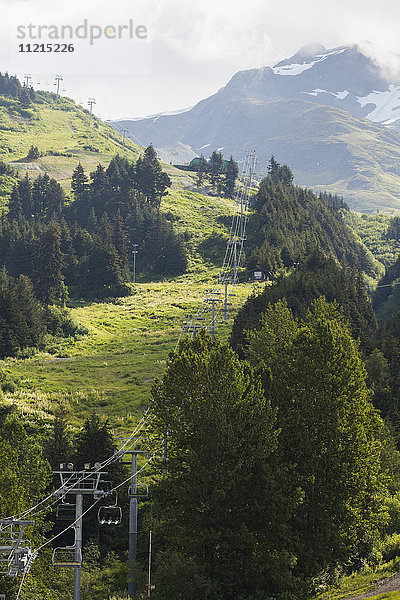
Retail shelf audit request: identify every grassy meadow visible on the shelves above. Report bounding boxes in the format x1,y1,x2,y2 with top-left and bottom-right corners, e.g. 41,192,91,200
0,104,256,431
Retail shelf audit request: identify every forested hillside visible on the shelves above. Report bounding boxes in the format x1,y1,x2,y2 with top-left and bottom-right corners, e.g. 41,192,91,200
246,157,381,278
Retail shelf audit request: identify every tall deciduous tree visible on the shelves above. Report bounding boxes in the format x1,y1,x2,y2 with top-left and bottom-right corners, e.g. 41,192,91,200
149,335,293,599
246,297,386,581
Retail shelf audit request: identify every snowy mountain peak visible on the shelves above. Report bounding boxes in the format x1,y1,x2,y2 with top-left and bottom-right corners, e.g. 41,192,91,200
274,42,328,67
113,42,400,211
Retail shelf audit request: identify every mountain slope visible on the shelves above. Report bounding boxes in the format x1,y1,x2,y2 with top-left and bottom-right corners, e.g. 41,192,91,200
114,44,400,212
0,90,141,196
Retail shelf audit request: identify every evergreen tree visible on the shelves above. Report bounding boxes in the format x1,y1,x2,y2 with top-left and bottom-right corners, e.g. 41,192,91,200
71,163,90,202
18,173,33,219
113,210,129,278
0,269,45,358
44,412,73,468
135,146,171,208
74,412,121,480
34,221,65,304
8,184,22,220
209,150,223,191
195,154,209,188
20,87,32,108
27,144,40,159
247,159,377,277
223,156,239,198
231,251,377,357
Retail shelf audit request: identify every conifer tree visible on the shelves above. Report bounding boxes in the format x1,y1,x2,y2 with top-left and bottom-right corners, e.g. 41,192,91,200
195,155,209,188
223,155,239,198
34,221,65,304
20,87,32,108
71,163,89,202
209,150,223,191
8,185,23,220
18,173,32,219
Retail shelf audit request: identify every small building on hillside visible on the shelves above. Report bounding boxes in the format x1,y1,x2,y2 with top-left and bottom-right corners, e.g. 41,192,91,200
174,157,231,172
248,268,270,282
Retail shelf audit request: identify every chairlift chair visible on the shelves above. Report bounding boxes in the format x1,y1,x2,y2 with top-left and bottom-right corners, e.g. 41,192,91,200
52,529,82,568
98,491,122,525
52,546,82,568
56,499,75,521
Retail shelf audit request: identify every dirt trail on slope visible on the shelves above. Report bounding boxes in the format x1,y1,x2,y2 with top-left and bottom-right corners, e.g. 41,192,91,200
346,572,400,599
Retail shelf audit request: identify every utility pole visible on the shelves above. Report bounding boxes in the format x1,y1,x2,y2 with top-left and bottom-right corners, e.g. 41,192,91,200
87,98,96,126
54,74,63,101
129,452,138,598
182,314,204,339
205,293,221,340
23,73,32,88
180,150,257,342
146,530,152,599
223,280,232,321
132,244,138,283
0,519,35,578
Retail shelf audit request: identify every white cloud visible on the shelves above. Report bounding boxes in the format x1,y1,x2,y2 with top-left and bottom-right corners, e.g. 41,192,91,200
2,0,400,118
151,0,278,69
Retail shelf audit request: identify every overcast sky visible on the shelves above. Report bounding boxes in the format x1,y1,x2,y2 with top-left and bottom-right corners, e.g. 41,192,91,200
2,0,400,120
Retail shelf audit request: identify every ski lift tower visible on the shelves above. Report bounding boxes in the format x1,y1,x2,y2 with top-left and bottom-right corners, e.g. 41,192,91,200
0,519,35,578
53,464,109,600
117,438,149,598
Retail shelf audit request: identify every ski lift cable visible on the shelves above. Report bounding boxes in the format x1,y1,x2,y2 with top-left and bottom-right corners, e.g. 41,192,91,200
15,550,38,600
34,458,153,553
17,413,149,520
15,459,154,600
8,410,152,522
176,150,257,347
367,281,400,290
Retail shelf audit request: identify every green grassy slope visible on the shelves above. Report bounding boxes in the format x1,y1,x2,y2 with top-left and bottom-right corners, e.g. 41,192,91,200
2,279,253,429
0,92,140,202
0,97,256,429
344,212,400,268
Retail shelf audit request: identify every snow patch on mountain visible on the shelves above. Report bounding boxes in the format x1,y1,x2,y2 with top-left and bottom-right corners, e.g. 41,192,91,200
334,91,350,99
302,89,350,99
272,48,346,77
357,85,400,123
273,62,316,76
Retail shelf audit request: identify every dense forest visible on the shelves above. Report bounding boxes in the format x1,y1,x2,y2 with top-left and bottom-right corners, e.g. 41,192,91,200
0,146,188,358
246,157,380,278
4,147,186,298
